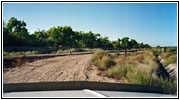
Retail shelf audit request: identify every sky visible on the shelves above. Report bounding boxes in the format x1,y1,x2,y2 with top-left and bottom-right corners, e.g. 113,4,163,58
3,3,177,47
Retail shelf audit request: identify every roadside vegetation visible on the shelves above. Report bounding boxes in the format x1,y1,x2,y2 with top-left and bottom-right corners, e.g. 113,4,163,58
4,48,102,56
162,54,177,67
91,50,177,94
160,48,177,67
3,51,44,56
4,17,150,56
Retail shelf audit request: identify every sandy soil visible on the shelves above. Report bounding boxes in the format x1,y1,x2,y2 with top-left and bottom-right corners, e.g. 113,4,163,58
3,54,124,83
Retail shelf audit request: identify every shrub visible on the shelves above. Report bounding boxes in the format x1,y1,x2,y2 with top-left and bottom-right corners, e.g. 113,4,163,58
99,56,116,70
161,52,174,59
167,47,177,53
107,64,133,79
143,55,152,65
163,55,177,66
3,51,44,56
91,50,108,65
128,54,144,64
57,49,68,54
151,49,161,55
128,52,136,56
115,52,120,56
114,56,126,65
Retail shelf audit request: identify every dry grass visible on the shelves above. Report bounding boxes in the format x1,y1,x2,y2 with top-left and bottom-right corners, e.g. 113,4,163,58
127,54,144,64
91,50,108,66
161,52,174,59
99,56,116,70
107,64,133,79
114,56,126,65
90,50,177,94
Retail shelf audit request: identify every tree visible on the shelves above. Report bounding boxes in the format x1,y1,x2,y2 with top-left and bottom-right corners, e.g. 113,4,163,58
121,37,131,55
34,29,48,46
130,39,138,53
4,17,153,52
138,42,145,49
112,38,121,50
5,17,30,46
144,44,151,49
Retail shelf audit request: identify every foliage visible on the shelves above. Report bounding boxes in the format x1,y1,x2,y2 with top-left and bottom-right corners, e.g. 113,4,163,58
91,50,176,94
107,64,132,79
3,51,46,56
151,49,161,55
91,50,109,66
162,55,177,66
99,56,116,70
167,47,177,53
4,17,151,51
161,52,174,59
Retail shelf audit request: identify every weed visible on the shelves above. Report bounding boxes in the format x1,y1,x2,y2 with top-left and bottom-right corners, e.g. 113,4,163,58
162,55,177,66
107,64,133,79
99,56,116,70
91,50,108,65
161,52,174,59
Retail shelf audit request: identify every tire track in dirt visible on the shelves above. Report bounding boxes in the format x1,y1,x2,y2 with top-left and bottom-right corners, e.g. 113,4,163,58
3,54,124,83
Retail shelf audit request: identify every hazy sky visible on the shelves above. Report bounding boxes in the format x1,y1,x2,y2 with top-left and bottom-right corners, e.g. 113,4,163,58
3,3,177,46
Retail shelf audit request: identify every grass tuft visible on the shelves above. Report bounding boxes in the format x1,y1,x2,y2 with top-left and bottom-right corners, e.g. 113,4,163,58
162,55,177,66
99,56,116,70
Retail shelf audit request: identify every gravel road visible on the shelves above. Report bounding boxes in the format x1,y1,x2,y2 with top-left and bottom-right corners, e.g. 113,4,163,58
3,54,123,83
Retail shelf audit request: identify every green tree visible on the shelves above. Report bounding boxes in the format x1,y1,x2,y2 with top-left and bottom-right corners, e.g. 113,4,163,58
130,39,138,53
34,29,48,46
138,42,145,49
5,17,30,46
121,37,131,55
112,38,121,50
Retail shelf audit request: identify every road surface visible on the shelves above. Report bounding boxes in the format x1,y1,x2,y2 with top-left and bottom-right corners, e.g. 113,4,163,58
3,54,124,83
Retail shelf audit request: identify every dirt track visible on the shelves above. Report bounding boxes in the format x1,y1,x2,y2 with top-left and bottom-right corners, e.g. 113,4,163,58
3,54,124,83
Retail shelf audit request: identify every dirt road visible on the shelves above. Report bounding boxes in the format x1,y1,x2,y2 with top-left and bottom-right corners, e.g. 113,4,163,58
3,54,123,83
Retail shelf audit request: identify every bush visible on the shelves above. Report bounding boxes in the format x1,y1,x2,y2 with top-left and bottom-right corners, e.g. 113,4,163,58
128,52,136,56
114,56,126,65
167,47,177,53
127,67,154,85
128,54,144,64
151,49,161,55
107,64,133,79
99,56,116,70
3,51,45,56
115,52,120,56
163,55,177,66
91,50,108,65
161,52,174,59
92,49,176,94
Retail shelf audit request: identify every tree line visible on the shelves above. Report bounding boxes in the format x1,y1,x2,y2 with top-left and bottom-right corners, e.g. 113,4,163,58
3,17,151,50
